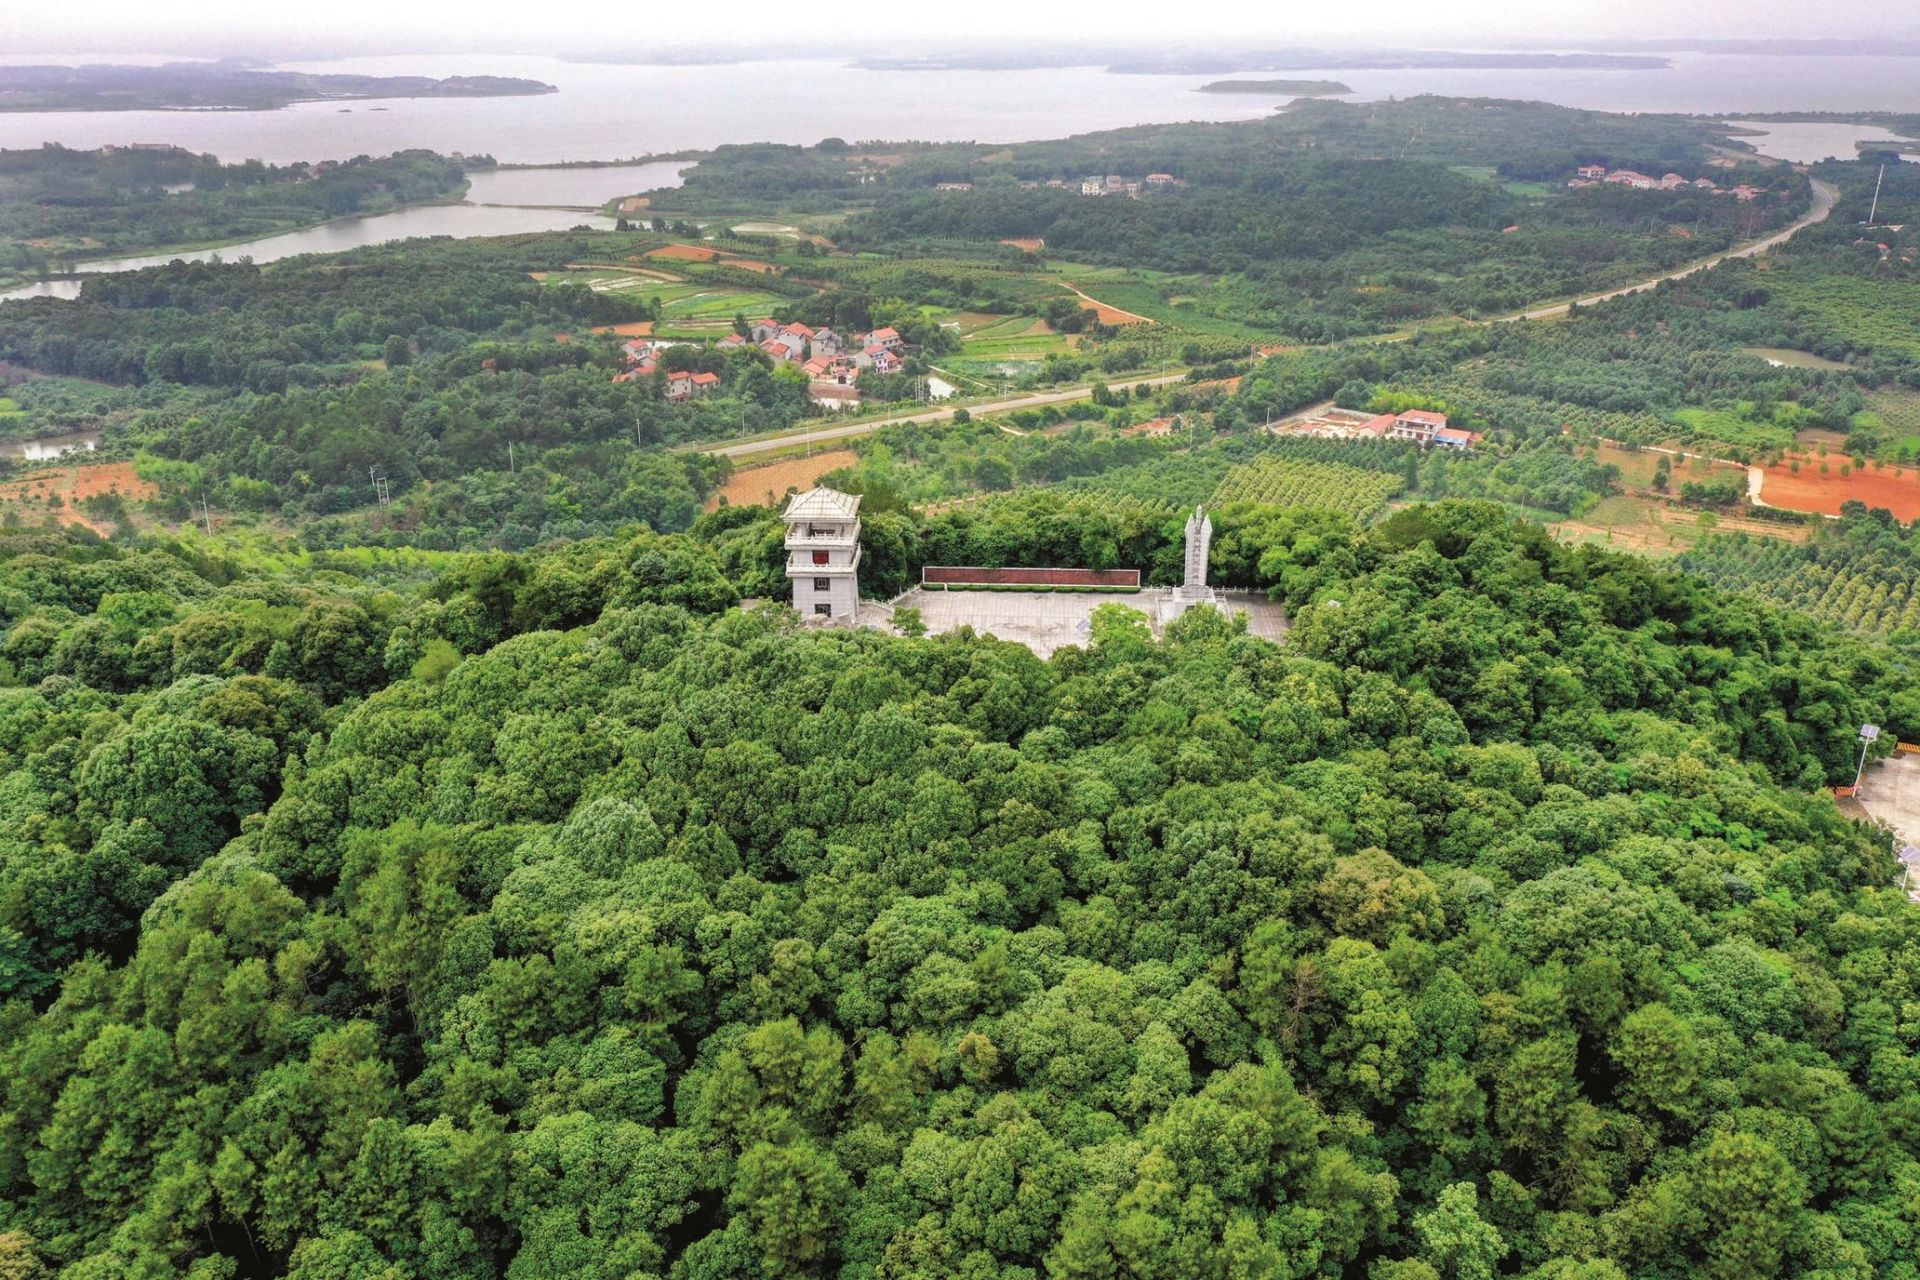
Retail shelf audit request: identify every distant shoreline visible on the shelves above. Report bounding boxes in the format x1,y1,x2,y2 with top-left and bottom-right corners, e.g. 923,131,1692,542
1199,79,1353,97
0,64,557,114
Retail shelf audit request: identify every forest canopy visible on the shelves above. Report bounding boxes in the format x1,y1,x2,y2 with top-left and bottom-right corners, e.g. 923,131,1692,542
0,502,1916,1280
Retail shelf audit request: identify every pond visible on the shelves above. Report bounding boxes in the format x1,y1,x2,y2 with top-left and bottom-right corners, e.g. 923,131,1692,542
1741,346,1852,370
0,430,101,460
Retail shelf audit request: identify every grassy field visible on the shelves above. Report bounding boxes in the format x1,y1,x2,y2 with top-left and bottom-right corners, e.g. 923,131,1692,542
958,315,1073,360
1548,494,1811,556
1669,407,1796,451
1854,387,1920,459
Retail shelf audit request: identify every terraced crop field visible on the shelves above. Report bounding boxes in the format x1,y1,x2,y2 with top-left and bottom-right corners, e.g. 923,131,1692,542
1210,455,1404,520
959,315,1072,360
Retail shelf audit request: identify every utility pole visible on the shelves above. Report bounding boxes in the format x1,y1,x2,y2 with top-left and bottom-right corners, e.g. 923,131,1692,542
1866,163,1886,228
1855,723,1881,794
200,495,212,536
508,440,516,473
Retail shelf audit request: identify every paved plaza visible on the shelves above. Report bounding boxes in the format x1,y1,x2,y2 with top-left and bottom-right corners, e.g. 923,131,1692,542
1849,751,1920,900
867,587,1289,658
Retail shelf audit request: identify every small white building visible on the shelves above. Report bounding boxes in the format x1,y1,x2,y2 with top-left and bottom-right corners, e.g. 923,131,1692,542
784,487,862,620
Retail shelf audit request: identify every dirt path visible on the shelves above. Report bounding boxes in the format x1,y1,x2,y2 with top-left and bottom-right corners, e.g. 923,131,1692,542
1499,178,1836,322
1059,281,1154,325
563,261,685,282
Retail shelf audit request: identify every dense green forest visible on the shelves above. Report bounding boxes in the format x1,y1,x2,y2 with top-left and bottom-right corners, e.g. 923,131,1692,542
0,148,476,287
3,501,1919,1279
3,96,1920,1280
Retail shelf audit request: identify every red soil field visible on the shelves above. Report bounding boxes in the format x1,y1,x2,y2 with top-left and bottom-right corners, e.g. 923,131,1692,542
593,321,656,337
706,449,859,512
1757,457,1920,521
644,243,720,262
0,461,158,532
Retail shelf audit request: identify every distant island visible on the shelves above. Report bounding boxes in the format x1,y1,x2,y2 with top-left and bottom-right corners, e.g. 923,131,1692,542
0,62,557,112
1199,79,1353,97
1111,51,1670,74
851,49,1670,74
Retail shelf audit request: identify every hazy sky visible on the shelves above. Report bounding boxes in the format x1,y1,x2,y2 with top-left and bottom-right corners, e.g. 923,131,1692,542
5,0,1915,58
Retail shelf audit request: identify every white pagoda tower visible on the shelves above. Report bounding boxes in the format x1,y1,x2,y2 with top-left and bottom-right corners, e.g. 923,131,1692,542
783,487,862,620
1165,505,1217,620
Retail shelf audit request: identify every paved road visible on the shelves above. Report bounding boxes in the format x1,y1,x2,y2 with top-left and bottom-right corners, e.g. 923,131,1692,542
701,372,1188,459
1500,178,1838,322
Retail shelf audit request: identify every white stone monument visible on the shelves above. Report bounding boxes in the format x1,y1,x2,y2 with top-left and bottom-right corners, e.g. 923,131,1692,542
783,487,863,620
1165,505,1218,621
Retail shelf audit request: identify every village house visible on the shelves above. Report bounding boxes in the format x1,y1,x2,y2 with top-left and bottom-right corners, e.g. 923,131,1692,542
665,370,695,401
859,345,903,375
1575,166,1751,201
1145,172,1177,186
1386,409,1453,444
1080,177,1105,195
933,181,974,191
864,326,902,351
690,371,721,397
716,333,747,351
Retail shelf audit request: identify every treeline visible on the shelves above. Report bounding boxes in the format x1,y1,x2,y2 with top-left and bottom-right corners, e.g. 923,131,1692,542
843,158,1512,276
0,147,475,282
1,503,1918,1279
0,237,648,390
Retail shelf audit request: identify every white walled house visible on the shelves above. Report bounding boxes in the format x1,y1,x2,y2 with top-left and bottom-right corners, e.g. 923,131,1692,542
784,487,862,620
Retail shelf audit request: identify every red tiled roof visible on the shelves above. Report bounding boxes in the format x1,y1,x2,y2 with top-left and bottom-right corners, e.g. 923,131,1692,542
691,372,720,385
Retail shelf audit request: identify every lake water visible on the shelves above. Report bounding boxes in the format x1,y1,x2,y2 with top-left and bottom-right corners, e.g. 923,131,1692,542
7,51,1920,166
6,50,1920,303
1728,121,1920,165
464,160,689,207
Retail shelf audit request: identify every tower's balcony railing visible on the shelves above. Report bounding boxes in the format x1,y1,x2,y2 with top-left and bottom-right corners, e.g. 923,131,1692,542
787,547,862,574
784,527,860,550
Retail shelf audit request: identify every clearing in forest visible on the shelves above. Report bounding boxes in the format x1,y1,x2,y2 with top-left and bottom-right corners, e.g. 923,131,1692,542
0,461,156,531
707,449,859,511
1057,282,1153,326
1755,456,1920,521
